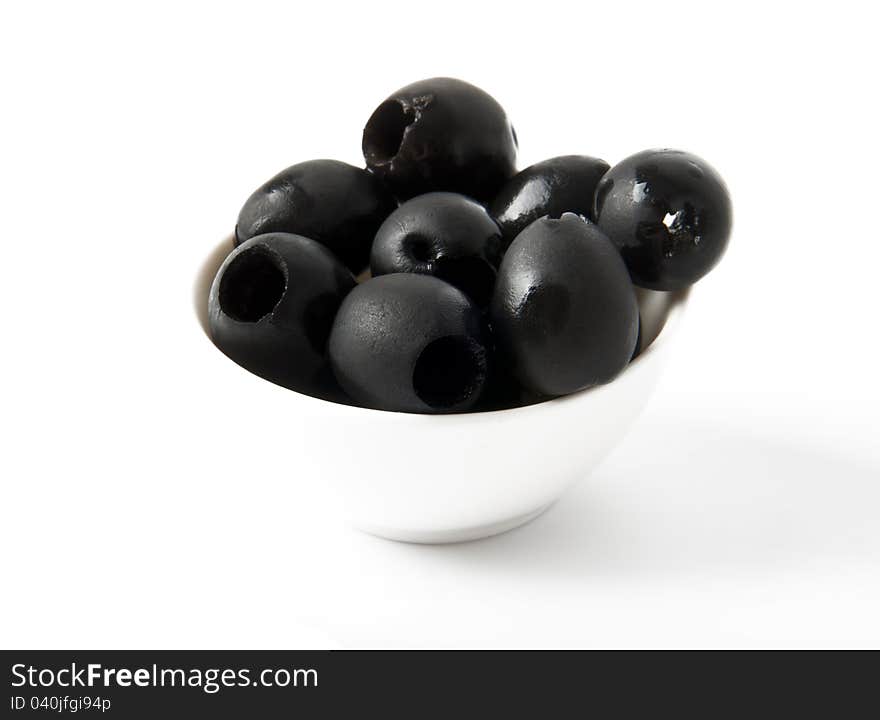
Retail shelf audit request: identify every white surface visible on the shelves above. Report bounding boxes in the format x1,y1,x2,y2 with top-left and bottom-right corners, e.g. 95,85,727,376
1,1,878,648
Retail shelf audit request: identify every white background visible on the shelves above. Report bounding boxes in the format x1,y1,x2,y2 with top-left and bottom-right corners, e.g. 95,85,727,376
1,1,878,648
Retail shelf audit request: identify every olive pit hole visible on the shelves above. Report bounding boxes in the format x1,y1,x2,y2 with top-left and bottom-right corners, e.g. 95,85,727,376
413,336,487,410
218,247,287,322
363,100,415,164
404,233,435,263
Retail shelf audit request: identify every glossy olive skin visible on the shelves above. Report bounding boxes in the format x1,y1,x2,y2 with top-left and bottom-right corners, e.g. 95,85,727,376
329,274,489,413
370,192,502,307
490,155,610,247
362,77,517,202
490,214,638,397
209,233,356,397
594,149,732,290
235,159,397,273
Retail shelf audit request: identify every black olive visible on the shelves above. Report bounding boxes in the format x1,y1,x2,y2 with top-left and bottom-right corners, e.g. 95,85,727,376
362,77,517,202
476,363,548,412
490,214,638,397
490,155,610,247
209,233,355,397
594,149,732,290
329,274,489,413
235,159,397,273
370,192,502,307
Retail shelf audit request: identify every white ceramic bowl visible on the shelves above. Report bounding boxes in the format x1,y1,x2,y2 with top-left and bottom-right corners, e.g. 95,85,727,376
195,237,687,544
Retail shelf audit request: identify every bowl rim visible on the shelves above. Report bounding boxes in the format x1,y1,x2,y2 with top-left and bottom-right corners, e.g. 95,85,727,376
194,235,689,421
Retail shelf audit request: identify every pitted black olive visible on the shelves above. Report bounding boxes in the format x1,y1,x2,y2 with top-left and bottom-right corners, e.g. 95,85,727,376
235,159,396,273
370,192,502,307
329,274,489,413
209,233,356,397
476,364,547,412
594,149,732,290
490,155,610,247
362,77,517,202
490,214,638,397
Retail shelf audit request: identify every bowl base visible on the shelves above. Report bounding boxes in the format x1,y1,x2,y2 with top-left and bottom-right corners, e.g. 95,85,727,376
356,503,553,544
